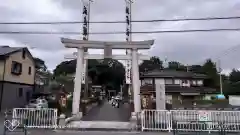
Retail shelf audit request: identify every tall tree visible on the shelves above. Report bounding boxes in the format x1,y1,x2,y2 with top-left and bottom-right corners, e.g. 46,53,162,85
167,61,186,71
229,69,240,83
201,59,219,87
139,56,163,73
189,65,204,74
34,57,47,72
53,59,125,90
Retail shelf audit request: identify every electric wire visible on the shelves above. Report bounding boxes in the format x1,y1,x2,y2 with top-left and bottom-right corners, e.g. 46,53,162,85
0,16,240,24
0,28,240,35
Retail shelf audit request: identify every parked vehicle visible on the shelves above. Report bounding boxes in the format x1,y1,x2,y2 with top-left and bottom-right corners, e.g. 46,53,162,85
25,98,48,108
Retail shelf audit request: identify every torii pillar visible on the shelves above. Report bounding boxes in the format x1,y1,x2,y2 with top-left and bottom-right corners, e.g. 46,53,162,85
61,38,154,118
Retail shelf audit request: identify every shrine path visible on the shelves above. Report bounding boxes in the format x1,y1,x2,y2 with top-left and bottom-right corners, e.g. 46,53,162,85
81,100,131,121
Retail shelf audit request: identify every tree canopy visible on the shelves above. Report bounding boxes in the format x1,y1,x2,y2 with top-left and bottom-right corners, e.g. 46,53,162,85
34,57,47,72
53,59,125,90
139,56,163,73
53,56,240,95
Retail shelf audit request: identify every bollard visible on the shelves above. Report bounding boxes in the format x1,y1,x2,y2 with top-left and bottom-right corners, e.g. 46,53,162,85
59,114,66,128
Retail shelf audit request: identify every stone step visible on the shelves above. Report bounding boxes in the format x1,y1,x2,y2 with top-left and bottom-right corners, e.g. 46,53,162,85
65,121,137,131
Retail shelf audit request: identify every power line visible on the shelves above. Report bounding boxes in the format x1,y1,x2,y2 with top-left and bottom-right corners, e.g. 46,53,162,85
0,28,240,35
1,16,240,24
192,44,240,66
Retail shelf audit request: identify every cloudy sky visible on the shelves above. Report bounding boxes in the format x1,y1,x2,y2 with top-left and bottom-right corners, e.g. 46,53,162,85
1,0,240,73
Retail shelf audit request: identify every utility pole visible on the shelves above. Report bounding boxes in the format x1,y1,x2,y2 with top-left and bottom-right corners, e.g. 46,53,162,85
217,60,223,94
125,0,133,102
81,0,93,99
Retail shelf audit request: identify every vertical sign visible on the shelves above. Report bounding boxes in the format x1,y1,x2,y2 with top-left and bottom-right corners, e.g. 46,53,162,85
81,0,89,84
155,79,166,110
125,0,132,84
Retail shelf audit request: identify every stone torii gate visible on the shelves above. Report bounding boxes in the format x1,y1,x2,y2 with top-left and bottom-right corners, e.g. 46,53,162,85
61,38,154,118
64,52,150,60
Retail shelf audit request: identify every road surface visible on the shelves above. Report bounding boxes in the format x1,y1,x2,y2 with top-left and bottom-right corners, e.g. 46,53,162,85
1,130,174,135
81,100,131,121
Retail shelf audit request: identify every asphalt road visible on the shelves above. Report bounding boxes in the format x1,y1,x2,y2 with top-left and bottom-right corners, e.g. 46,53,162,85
81,100,131,121
1,130,173,135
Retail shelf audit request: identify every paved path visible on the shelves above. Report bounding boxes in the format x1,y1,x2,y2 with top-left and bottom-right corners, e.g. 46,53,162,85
81,100,131,121
1,130,173,135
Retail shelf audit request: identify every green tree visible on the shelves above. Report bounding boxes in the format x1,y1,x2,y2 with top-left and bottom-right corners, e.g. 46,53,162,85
189,65,204,74
53,59,100,76
201,59,219,87
34,57,47,71
53,59,125,91
139,56,163,73
229,69,240,83
223,69,240,95
167,61,186,71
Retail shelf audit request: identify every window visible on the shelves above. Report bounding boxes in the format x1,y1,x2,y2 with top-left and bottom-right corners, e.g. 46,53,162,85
165,79,173,84
191,80,197,85
11,61,22,75
181,79,190,87
182,80,188,84
197,80,203,85
142,79,152,85
174,79,180,84
18,88,23,97
28,66,32,75
22,50,26,59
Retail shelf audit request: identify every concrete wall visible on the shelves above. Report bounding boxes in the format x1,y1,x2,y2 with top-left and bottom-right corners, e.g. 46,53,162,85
1,82,33,111
229,95,240,106
3,50,35,85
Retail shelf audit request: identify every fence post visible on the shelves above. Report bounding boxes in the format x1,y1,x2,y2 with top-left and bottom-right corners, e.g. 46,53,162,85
54,109,58,129
167,111,172,132
141,110,145,131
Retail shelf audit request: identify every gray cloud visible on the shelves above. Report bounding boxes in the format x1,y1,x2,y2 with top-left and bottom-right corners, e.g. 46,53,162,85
1,0,240,71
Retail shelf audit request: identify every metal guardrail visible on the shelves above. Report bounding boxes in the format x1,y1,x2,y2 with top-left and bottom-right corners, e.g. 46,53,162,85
12,108,58,128
3,110,27,135
141,110,240,133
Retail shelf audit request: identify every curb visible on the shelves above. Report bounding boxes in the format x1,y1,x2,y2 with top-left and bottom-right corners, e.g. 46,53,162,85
53,128,139,132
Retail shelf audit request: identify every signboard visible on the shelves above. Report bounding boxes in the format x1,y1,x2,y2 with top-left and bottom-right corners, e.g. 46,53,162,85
81,0,89,84
82,61,86,84
198,111,209,121
125,60,131,84
155,79,166,110
125,1,132,85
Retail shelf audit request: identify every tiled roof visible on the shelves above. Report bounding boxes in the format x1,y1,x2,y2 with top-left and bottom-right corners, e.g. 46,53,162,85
140,84,216,93
141,69,207,79
0,46,23,56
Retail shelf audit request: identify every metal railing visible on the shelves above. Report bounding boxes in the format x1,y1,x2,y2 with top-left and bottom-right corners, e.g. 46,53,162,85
141,110,240,132
12,108,58,128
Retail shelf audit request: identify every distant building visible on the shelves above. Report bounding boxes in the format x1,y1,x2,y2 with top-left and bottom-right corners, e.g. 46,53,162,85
140,69,217,109
0,46,35,111
34,70,51,93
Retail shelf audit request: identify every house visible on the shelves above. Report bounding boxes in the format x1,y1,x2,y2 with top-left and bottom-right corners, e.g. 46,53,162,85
0,46,35,111
140,69,217,109
35,70,49,86
34,70,51,93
